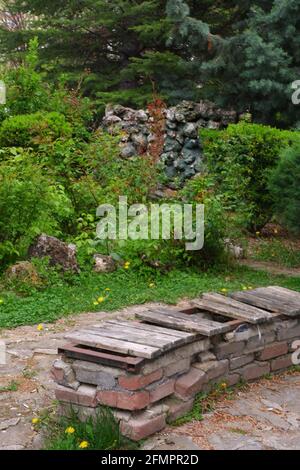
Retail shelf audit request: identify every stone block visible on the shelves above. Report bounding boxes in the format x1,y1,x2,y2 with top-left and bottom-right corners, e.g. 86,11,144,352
175,367,207,399
193,359,229,381
164,397,194,423
97,389,150,411
120,413,166,441
73,360,121,388
118,369,163,391
230,354,254,370
51,359,79,390
238,362,270,381
164,358,190,377
271,354,293,371
148,379,175,403
257,342,288,361
215,341,245,359
55,384,97,407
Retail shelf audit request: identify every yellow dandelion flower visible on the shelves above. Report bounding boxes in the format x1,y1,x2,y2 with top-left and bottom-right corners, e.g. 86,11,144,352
65,426,75,434
149,283,155,288
79,441,89,449
247,286,253,290
97,296,105,303
221,288,228,293
32,418,40,425
220,382,227,389
93,301,99,306
37,324,44,331
105,288,111,292
242,286,248,291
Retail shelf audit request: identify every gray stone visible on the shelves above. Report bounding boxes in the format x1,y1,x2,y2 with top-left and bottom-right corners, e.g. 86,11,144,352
121,143,136,158
182,123,198,138
73,360,120,387
215,341,245,359
28,234,79,273
93,254,116,273
194,359,229,381
131,132,148,150
230,354,254,370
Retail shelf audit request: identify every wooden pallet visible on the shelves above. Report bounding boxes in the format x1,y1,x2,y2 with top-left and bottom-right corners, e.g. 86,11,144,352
230,286,300,317
61,286,300,367
65,319,198,359
136,307,242,336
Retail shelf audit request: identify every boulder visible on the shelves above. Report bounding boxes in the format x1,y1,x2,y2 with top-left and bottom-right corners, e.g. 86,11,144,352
93,254,116,273
28,234,79,273
6,261,41,285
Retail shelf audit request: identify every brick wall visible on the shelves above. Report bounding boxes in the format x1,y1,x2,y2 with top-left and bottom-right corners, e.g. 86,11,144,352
52,318,300,441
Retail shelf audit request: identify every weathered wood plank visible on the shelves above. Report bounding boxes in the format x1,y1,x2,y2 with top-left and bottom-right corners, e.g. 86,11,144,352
197,293,273,323
268,286,300,301
136,309,232,336
65,331,160,359
230,289,300,317
106,320,195,340
85,325,183,350
254,287,300,307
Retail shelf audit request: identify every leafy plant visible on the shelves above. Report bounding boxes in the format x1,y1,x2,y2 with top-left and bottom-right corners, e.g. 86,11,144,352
268,143,300,235
44,407,136,450
0,112,72,147
202,123,299,230
0,151,73,266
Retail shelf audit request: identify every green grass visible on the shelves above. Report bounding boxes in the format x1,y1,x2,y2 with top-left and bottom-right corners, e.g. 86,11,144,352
43,407,136,450
0,265,300,329
251,239,300,268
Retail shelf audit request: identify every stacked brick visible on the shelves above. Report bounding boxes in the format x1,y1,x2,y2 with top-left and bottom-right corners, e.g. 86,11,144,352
52,318,300,441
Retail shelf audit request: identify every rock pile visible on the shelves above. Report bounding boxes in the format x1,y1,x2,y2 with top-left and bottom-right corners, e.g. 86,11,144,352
102,100,237,184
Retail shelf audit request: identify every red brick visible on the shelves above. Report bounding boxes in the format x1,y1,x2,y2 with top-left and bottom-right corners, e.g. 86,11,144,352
97,389,149,410
55,384,97,407
175,367,207,399
120,414,166,441
258,342,288,361
239,362,270,381
271,354,293,371
164,397,194,423
224,373,241,387
118,369,163,391
148,379,175,403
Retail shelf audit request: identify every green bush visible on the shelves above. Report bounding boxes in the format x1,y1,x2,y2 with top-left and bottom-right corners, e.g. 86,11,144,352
0,38,48,121
0,152,73,266
202,123,299,230
268,143,300,235
0,112,72,147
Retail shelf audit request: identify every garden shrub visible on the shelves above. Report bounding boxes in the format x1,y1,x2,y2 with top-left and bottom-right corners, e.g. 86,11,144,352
0,112,72,147
202,123,300,230
0,152,73,267
0,38,48,122
268,143,300,235
94,174,227,273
